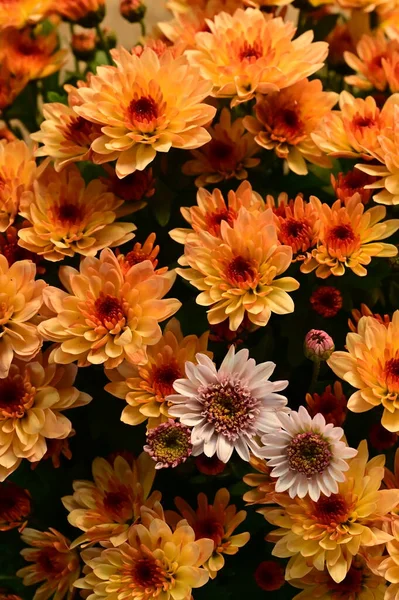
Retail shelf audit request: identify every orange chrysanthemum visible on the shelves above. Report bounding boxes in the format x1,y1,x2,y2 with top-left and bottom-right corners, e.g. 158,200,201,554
325,22,357,66
244,79,337,175
261,441,397,583
328,311,399,432
62,453,161,547
312,92,398,160
17,528,80,600
0,0,54,30
305,381,347,426
348,303,390,332
0,61,28,111
332,169,377,205
0,352,91,481
170,181,263,245
166,488,250,578
0,481,30,531
74,47,215,178
0,26,66,81
243,455,276,505
0,226,44,273
116,233,165,275
182,108,260,187
105,318,210,428
56,0,105,24
265,193,319,260
301,195,399,278
186,8,328,106
176,207,299,330
18,164,136,261
345,32,399,92
0,256,45,380
38,248,181,368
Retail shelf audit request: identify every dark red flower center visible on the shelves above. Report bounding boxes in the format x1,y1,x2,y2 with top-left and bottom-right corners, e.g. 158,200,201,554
226,255,255,285
152,363,182,397
327,224,356,243
56,203,83,225
194,517,224,545
94,295,124,324
314,493,349,525
130,557,166,589
239,41,262,61
352,115,375,128
208,140,234,162
103,489,131,514
0,378,26,417
37,549,67,576
128,96,158,123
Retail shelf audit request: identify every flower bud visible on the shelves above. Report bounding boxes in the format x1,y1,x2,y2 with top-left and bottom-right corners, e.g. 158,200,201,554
120,0,146,23
71,31,96,61
304,329,335,361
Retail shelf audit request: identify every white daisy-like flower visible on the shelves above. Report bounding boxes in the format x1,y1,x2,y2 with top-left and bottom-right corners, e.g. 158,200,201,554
261,406,358,501
167,345,288,463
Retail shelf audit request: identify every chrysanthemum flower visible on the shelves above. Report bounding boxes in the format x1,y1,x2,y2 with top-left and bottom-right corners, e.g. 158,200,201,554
17,528,80,600
100,165,155,207
348,303,390,332
369,422,398,451
335,0,389,9
300,195,399,278
168,345,289,462
0,481,30,531
0,27,67,81
186,8,328,106
195,454,226,475
38,248,181,369
261,406,357,501
75,515,214,599
305,381,347,426
182,108,260,188
304,329,335,361
176,207,299,330
332,169,377,205
265,193,319,260
166,0,243,15
328,311,399,432
158,8,209,50
0,226,44,272
261,441,397,583
254,560,285,591
0,61,28,111
0,0,54,29
105,318,210,427
74,47,215,178
325,21,356,66
56,0,105,25
18,164,136,261
243,455,276,505
289,558,387,599
0,352,91,481
345,32,399,93
170,181,263,245
144,419,192,468
0,592,22,600
244,79,337,175
62,453,161,547
166,488,250,577
116,233,165,276
312,92,398,160
0,256,45,380
31,432,75,469
310,286,343,318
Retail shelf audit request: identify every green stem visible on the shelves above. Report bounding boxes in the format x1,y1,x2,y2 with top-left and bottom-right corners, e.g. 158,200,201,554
309,359,320,393
139,19,146,38
69,23,81,75
95,23,113,65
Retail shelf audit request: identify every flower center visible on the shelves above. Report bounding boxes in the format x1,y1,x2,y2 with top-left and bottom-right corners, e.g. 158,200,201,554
124,248,151,267
328,564,363,594
226,256,256,286
208,140,234,162
130,557,168,591
56,202,83,225
385,358,399,388
0,376,32,419
286,432,332,477
199,378,259,440
194,517,224,546
352,115,375,129
103,489,131,518
128,96,158,123
152,362,182,398
147,423,192,464
37,549,68,576
205,208,236,237
0,483,30,523
326,224,356,247
94,295,124,326
282,109,300,129
313,493,349,525
239,40,262,61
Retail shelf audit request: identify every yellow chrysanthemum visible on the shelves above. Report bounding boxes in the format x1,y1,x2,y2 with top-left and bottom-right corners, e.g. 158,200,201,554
0,351,91,481
182,108,260,187
105,318,211,428
0,0,54,30
243,79,337,175
62,453,160,547
301,195,399,278
186,8,328,106
328,311,399,432
345,32,399,92
170,181,264,245
74,47,216,178
38,248,181,369
176,206,299,331
18,164,136,261
261,441,398,583
75,513,214,600
0,256,45,379
17,528,80,600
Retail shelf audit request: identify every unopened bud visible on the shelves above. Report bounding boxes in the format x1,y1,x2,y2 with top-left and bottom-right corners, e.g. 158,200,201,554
71,31,96,61
120,0,146,23
304,329,335,362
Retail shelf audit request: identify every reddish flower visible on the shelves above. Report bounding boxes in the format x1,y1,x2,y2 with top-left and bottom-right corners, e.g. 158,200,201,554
369,422,398,451
0,481,30,531
0,592,22,600
331,170,377,205
310,286,343,318
254,560,285,591
209,315,256,346
100,165,155,208
0,226,45,273
348,303,390,332
116,233,167,275
195,454,227,475
107,450,136,465
305,381,347,427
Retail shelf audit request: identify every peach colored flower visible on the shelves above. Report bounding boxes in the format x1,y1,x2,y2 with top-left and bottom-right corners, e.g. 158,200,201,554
0,0,55,29
75,514,214,600
18,164,136,261
38,248,181,369
305,381,347,426
74,47,216,178
17,528,80,600
186,8,328,106
0,481,30,531
265,193,319,260
170,180,264,245
166,488,250,578
105,318,210,428
0,140,37,232
0,351,91,481
0,256,45,380
348,303,390,332
0,26,67,81
332,169,377,205
244,79,337,175
300,195,399,278
325,21,357,66
328,311,399,433
31,431,75,469
116,233,166,275
176,206,299,330
158,8,209,50
62,453,161,547
243,455,276,505
56,0,105,24
261,441,397,583
312,92,399,160
183,108,260,187
0,60,28,111
345,32,399,92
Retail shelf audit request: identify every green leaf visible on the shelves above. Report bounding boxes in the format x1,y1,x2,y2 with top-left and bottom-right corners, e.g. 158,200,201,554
46,91,68,105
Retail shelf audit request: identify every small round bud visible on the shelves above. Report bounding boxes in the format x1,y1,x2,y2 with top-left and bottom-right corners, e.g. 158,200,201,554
71,31,96,61
120,0,146,23
304,329,335,362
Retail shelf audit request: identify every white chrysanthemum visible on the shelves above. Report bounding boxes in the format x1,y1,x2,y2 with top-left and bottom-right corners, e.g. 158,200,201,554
167,345,288,463
261,406,357,501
